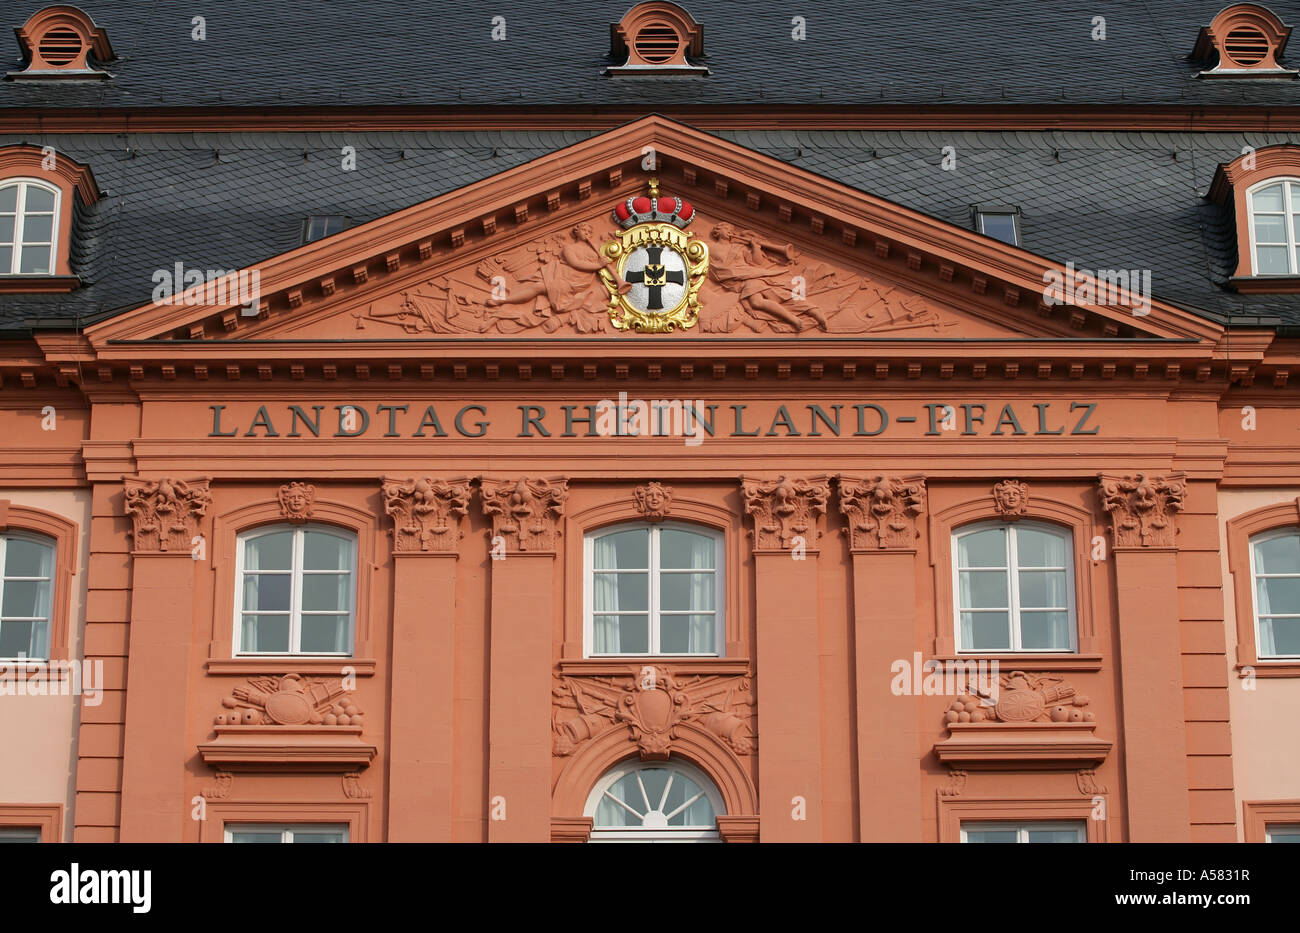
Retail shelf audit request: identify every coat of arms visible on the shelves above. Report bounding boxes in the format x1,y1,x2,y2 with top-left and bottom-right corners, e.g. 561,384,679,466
598,179,709,333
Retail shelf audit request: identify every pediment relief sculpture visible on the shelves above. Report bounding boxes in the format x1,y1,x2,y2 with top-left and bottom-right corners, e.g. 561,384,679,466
351,183,951,338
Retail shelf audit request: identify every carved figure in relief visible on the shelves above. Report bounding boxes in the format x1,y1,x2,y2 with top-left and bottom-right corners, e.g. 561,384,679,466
702,222,828,331
478,222,621,333
943,671,1094,726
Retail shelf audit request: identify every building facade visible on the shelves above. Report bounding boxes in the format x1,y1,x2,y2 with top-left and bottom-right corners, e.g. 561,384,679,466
1,1,1299,843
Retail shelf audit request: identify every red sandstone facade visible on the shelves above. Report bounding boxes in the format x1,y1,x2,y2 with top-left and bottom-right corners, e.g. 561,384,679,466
2,4,1300,846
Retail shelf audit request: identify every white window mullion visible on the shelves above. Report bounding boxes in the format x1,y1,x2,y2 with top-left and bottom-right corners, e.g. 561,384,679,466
0,536,7,650
1008,527,1022,651
1281,183,1292,273
289,528,304,653
648,526,660,654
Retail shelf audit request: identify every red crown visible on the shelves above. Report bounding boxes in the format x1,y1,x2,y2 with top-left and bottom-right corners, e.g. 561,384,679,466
612,178,695,230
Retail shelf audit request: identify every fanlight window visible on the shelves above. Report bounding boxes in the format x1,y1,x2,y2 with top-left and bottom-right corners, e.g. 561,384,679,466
586,761,723,842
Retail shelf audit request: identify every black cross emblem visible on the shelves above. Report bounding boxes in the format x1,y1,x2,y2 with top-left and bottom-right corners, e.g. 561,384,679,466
623,246,685,310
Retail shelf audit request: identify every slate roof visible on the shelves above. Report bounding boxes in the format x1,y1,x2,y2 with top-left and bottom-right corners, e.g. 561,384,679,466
2,1,1298,110
1,125,1299,333
1,1,1299,333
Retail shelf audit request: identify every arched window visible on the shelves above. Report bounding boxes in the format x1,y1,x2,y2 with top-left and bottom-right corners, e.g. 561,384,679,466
1249,529,1300,658
0,531,55,660
584,521,723,656
953,521,1076,653
1248,178,1300,275
0,180,59,275
234,524,356,656
586,760,724,842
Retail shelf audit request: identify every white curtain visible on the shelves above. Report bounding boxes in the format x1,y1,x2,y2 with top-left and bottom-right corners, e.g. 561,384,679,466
592,535,620,653
685,533,714,653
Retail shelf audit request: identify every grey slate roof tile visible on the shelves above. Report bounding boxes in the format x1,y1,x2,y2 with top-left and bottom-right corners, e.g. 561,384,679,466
1,126,1299,331
2,1,1299,110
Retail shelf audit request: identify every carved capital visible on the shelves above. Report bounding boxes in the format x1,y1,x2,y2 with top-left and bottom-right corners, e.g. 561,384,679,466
991,479,1029,521
382,476,473,554
1097,472,1186,549
632,482,673,522
277,482,316,524
481,476,568,553
123,475,211,553
837,474,925,550
742,475,829,552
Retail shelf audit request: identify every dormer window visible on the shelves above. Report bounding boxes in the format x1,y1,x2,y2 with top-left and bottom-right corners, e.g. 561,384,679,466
1248,179,1300,275
1193,4,1296,78
0,145,98,291
0,180,57,274
7,5,113,80
1209,144,1300,291
607,2,708,76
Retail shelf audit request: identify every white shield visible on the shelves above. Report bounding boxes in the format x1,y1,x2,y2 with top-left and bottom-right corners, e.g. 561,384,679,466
622,244,689,314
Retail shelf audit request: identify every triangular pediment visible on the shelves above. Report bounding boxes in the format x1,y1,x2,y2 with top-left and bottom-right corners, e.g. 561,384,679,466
85,116,1224,350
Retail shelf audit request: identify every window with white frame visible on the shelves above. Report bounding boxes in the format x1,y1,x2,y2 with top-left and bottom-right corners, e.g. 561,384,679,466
954,521,1075,653
1248,178,1300,275
1249,529,1300,658
0,828,40,843
235,525,355,656
961,821,1085,843
0,180,59,275
585,760,723,842
585,522,723,656
0,532,55,660
1265,824,1300,843
225,824,347,843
